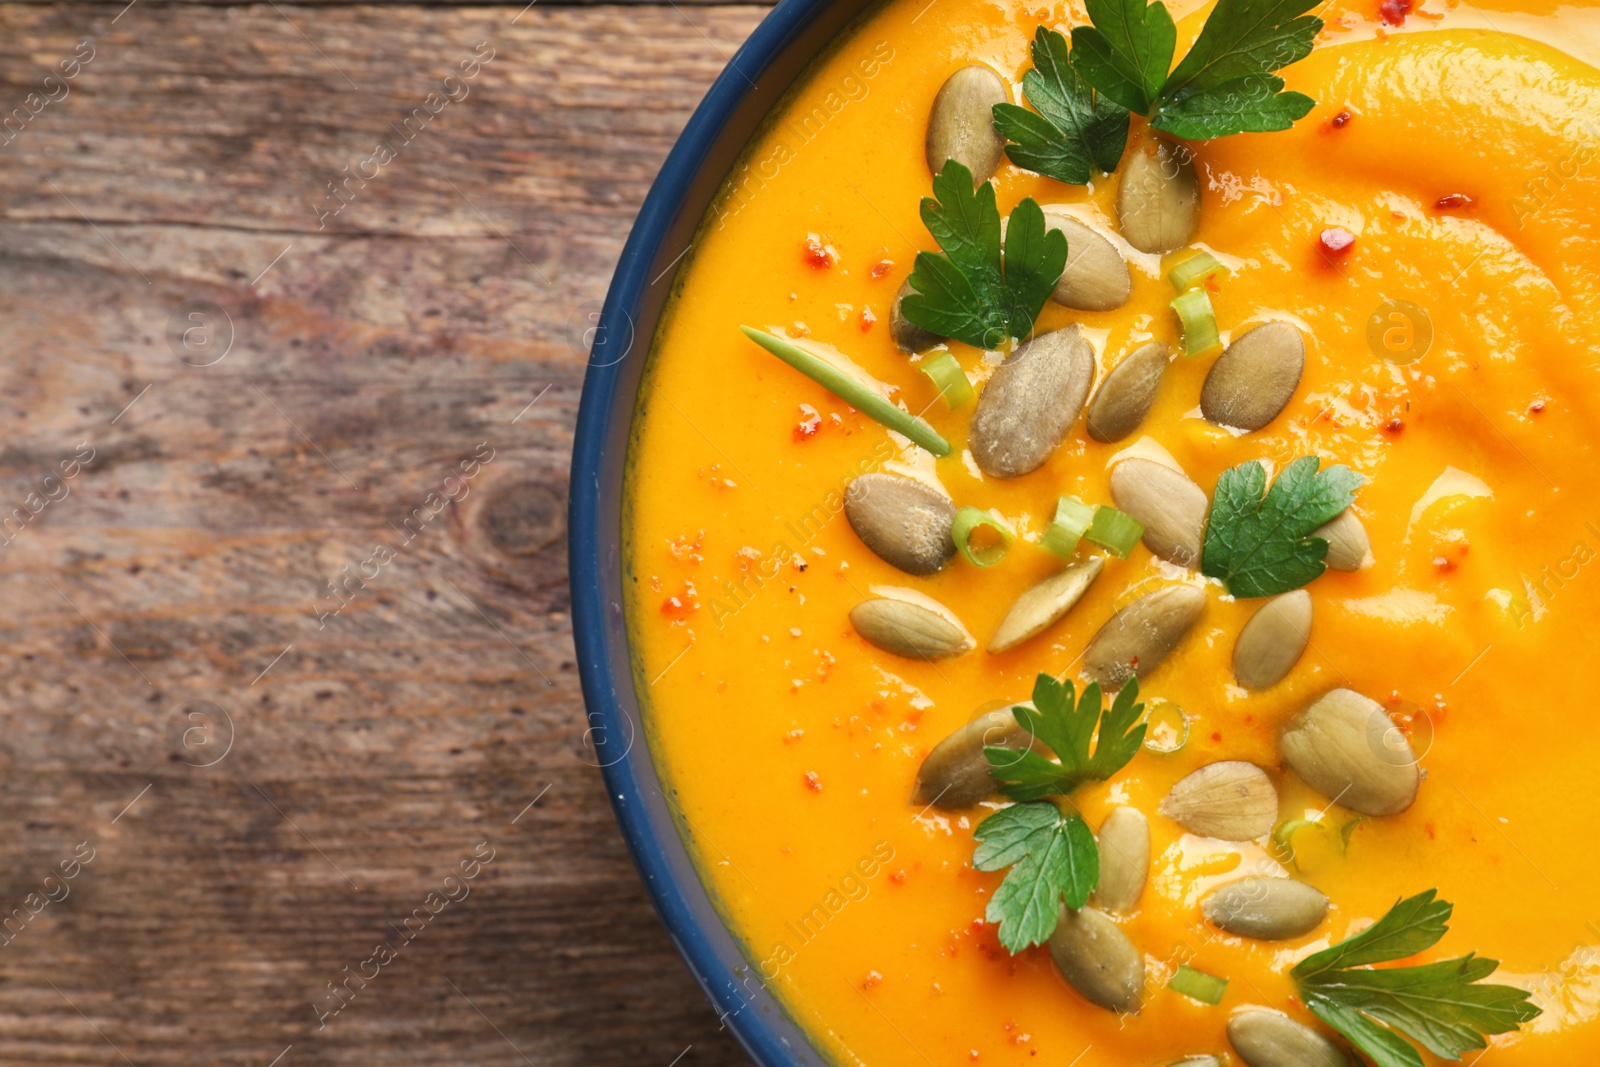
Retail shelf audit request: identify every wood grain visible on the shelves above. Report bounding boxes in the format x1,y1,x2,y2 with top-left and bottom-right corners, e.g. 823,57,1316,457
0,4,765,1064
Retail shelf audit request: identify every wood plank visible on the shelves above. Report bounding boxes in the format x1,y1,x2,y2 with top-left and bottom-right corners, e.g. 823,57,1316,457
0,4,767,1064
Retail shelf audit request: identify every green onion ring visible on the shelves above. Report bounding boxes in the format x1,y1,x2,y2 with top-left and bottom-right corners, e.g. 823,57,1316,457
1086,506,1144,558
952,506,1013,567
1168,964,1228,1005
918,351,974,409
1170,290,1221,357
1168,250,1228,291
1040,496,1096,558
1141,700,1190,754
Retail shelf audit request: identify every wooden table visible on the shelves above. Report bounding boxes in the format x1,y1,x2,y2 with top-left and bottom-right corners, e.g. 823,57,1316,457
0,3,764,1063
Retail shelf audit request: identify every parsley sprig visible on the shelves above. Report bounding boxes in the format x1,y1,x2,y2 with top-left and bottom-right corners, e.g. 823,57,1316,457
985,674,1146,802
1292,890,1542,1067
1075,0,1321,139
900,161,1068,350
1201,456,1363,598
993,27,1130,186
971,674,1146,952
973,802,1098,952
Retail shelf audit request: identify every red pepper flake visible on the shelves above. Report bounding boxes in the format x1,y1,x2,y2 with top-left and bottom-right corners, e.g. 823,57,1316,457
870,256,894,279
666,530,704,563
1529,399,1547,414
802,234,834,269
1319,227,1357,257
862,971,882,989
1424,821,1437,840
1379,0,1413,24
1329,109,1352,129
735,545,761,571
802,770,823,792
794,403,822,441
967,920,1005,961
1433,556,1457,573
697,464,738,490
1383,418,1404,434
1211,731,1223,742
889,870,906,885
660,581,699,617
1435,192,1474,210
859,306,877,332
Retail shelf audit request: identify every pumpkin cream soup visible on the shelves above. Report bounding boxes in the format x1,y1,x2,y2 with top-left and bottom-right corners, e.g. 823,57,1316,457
624,0,1600,1063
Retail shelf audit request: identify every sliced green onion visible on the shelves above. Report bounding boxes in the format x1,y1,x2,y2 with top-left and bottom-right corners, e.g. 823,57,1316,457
1168,251,1228,291
1339,815,1365,849
918,351,973,409
1168,964,1228,1005
740,326,951,456
1271,818,1319,869
1040,495,1096,558
1141,700,1190,754
1086,506,1144,558
952,507,1013,567
1170,290,1221,357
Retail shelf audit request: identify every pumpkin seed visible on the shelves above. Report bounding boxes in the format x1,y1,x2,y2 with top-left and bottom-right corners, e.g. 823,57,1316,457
1042,209,1132,311
913,705,1036,809
1202,877,1329,940
1083,585,1206,689
1227,1009,1349,1067
891,279,942,354
1200,322,1305,432
1086,341,1168,443
1108,458,1208,567
1280,689,1420,816
970,326,1095,478
1048,905,1144,1013
1233,590,1312,690
926,65,1007,184
845,473,957,576
1312,509,1372,571
849,591,974,661
1160,761,1278,841
988,557,1104,653
1093,807,1149,913
1117,139,1199,254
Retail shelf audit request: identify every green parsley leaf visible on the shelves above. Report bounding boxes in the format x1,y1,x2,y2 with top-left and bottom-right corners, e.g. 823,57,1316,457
901,161,1068,350
984,674,1146,802
1150,74,1315,139
993,27,1130,185
1292,891,1542,1065
1293,888,1452,977
1161,0,1320,99
1305,999,1427,1067
1200,456,1363,598
972,802,1098,951
1070,0,1176,114
1069,0,1322,141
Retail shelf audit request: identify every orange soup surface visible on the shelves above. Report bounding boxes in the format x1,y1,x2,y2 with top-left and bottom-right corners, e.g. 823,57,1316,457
625,0,1600,1063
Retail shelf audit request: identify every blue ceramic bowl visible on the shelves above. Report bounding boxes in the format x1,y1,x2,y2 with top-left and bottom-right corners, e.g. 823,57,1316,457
569,1,877,1063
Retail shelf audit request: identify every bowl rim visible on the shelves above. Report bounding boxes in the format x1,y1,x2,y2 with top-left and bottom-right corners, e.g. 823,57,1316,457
567,0,872,1064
